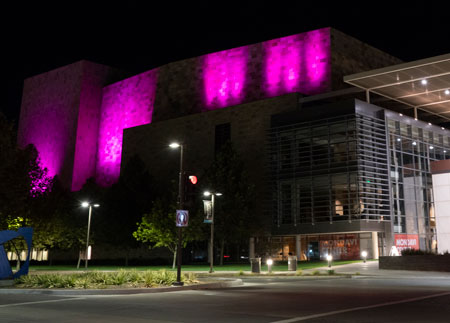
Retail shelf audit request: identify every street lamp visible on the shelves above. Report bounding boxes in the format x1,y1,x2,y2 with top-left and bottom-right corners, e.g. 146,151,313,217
81,202,99,269
204,191,222,273
326,254,333,268
170,142,185,286
361,250,368,263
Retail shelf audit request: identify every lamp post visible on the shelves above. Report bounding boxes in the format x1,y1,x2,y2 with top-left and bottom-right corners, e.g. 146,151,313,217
361,250,368,263
267,258,273,273
326,254,333,268
170,142,185,286
204,191,222,273
81,202,99,269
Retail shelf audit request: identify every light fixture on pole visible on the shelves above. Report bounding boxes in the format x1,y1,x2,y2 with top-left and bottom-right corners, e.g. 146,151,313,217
81,202,99,269
326,254,333,268
204,191,222,273
170,142,185,286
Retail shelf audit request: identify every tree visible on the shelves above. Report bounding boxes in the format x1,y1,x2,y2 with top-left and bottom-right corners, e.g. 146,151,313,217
133,191,203,268
202,142,257,264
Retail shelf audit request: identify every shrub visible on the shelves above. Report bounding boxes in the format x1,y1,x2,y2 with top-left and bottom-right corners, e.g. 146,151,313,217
296,269,302,276
327,270,335,275
312,270,320,276
15,270,197,289
401,248,434,256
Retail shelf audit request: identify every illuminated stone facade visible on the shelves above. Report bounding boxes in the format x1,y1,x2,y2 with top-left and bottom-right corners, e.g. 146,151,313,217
18,28,400,190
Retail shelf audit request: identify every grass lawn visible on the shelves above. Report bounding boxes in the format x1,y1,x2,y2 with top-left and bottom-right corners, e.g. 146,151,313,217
29,259,366,272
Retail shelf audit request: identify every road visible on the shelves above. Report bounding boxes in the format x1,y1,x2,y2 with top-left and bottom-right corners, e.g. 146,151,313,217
1,265,450,322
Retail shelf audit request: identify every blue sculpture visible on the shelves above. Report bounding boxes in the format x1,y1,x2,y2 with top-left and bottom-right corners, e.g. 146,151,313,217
0,227,33,279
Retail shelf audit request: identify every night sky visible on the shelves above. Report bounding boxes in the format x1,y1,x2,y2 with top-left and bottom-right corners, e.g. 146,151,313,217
3,2,450,123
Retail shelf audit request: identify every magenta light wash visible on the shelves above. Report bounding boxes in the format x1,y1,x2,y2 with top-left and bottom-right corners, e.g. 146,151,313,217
95,70,158,186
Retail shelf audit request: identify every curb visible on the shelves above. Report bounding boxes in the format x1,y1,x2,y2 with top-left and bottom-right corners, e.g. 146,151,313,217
0,278,243,296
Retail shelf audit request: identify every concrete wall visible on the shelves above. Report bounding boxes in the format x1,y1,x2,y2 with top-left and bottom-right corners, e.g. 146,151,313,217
379,255,450,272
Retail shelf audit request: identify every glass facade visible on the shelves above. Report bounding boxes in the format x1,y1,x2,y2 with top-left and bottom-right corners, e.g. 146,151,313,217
387,118,450,250
268,100,450,256
268,111,390,227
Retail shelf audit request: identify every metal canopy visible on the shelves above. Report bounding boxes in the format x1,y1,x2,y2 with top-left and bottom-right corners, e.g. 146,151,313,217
344,54,450,122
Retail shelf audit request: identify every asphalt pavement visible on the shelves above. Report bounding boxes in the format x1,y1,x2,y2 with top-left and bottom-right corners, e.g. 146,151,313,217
1,261,450,322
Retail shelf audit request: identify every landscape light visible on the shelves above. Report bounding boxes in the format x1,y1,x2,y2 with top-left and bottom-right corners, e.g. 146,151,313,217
361,251,368,263
326,254,333,268
267,258,273,273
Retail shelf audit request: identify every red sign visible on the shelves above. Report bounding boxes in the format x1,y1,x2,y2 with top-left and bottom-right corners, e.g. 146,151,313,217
319,234,360,260
395,234,419,252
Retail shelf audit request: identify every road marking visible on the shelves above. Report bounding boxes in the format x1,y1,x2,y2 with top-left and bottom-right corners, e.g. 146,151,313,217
0,297,85,308
271,291,450,323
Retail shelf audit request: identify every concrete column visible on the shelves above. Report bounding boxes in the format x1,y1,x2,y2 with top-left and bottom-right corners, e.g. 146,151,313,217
249,237,255,259
295,235,301,260
372,232,379,260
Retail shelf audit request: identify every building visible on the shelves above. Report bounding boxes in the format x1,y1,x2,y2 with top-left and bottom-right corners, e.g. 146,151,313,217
18,27,450,260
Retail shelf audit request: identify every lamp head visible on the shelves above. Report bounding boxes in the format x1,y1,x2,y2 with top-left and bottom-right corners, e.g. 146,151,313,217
204,191,211,196
266,259,273,266
169,143,181,148
81,202,89,208
326,255,333,261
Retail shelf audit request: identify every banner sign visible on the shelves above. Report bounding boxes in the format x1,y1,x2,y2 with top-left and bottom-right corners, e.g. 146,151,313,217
394,234,419,252
176,210,189,227
203,200,212,223
319,234,360,260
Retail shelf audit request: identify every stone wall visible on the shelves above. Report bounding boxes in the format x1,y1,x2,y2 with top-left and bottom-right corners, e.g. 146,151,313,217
379,255,450,272
18,60,121,190
19,28,403,190
96,69,159,186
330,28,403,90
122,93,300,231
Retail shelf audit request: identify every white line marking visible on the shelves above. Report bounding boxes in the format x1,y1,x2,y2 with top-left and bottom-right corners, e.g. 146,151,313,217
271,291,450,323
0,297,85,308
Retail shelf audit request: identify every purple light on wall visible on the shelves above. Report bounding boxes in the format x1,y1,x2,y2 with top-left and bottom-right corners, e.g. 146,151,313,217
95,70,158,186
264,36,302,96
305,29,329,85
203,47,248,109
263,29,330,97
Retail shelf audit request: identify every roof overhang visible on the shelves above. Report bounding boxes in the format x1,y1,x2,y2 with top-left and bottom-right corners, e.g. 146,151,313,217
344,54,450,122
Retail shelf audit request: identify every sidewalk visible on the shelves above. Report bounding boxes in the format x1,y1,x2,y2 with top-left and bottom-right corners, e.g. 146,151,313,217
311,260,450,279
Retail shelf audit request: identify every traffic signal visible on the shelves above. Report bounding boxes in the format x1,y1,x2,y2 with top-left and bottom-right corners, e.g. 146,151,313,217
184,174,198,208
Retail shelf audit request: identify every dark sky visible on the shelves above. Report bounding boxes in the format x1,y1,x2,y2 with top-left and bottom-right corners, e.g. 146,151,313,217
3,2,450,123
